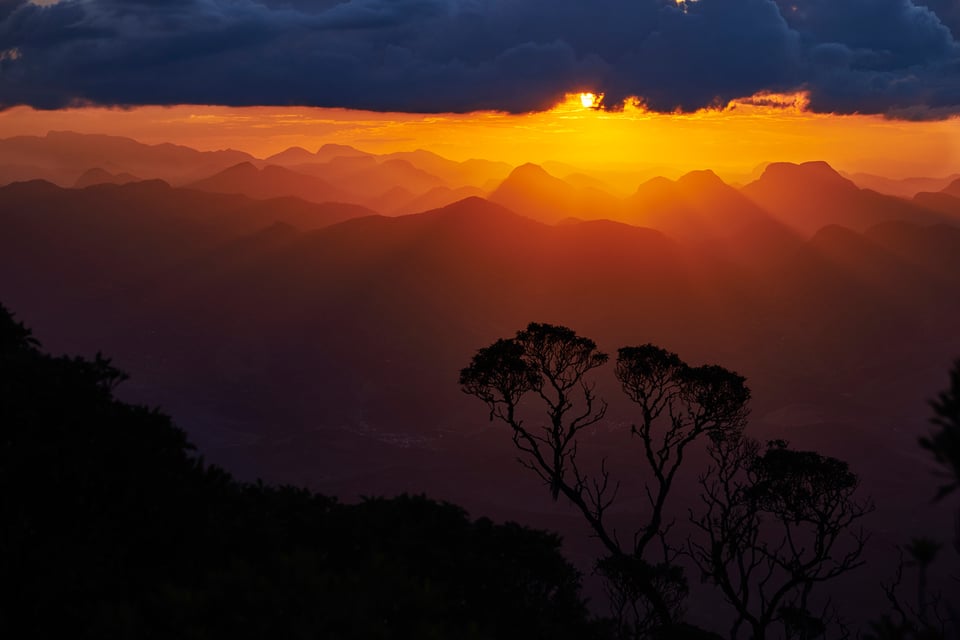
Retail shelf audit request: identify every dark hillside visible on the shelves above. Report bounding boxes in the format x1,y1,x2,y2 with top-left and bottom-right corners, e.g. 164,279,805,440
0,303,602,639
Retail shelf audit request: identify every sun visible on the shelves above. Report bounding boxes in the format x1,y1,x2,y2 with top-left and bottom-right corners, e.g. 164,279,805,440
580,92,597,108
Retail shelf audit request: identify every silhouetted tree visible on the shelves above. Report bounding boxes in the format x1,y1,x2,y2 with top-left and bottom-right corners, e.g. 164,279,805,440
608,346,751,634
460,324,750,636
460,323,609,501
922,359,960,631
862,359,960,640
689,437,872,640
920,358,960,504
866,539,950,640
921,360,960,599
870,357,960,640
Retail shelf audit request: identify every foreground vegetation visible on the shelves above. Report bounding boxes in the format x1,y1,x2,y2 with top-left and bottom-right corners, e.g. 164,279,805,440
0,304,605,639
460,323,959,639
1,303,956,638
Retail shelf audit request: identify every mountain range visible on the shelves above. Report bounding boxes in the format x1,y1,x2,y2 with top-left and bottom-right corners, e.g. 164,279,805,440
1,132,958,623
6,132,959,235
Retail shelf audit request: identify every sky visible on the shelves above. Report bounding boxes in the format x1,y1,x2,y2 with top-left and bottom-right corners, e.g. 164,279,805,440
1,95,957,180
1,0,959,178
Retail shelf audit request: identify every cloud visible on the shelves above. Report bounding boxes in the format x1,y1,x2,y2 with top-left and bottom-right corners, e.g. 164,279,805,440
916,0,960,37
0,0,958,117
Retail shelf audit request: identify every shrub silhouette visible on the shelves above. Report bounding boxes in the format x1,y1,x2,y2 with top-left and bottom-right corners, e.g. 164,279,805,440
0,303,603,639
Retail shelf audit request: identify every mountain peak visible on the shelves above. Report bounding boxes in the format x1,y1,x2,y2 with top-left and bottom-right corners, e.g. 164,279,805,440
742,159,940,235
74,167,114,187
759,161,854,189
74,167,141,188
509,162,552,178
638,175,674,187
317,143,360,153
265,146,315,163
676,169,726,190
417,196,539,228
500,163,563,189
493,163,566,194
221,161,259,175
315,143,370,160
631,176,677,200
942,177,960,198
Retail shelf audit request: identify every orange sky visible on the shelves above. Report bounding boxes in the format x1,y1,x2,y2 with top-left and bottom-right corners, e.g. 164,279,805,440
1,93,957,182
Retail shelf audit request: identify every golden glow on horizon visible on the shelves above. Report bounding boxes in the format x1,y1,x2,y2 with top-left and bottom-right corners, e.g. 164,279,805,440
580,93,598,109
0,91,956,183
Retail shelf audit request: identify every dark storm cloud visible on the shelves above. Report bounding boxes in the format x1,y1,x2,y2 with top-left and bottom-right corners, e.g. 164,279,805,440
916,0,960,37
1,0,958,117
768,0,960,116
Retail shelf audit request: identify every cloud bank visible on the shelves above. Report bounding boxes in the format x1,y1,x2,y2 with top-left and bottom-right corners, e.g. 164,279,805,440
1,0,958,117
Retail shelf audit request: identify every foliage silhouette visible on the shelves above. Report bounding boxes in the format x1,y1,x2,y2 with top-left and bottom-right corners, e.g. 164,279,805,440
460,323,881,640
866,358,960,640
867,540,951,640
861,359,960,640
460,323,609,501
0,303,604,640
460,323,752,637
920,358,960,501
689,437,872,640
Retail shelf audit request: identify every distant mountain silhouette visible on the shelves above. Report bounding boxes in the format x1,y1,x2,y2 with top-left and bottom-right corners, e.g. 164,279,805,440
306,197,544,253
911,190,960,221
188,162,352,204
74,167,141,188
360,184,487,216
490,163,623,224
847,172,960,198
804,223,914,286
766,221,957,361
247,196,687,354
0,131,253,185
281,156,450,209
0,162,64,186
0,131,503,210
0,179,373,235
623,169,800,264
762,160,857,190
383,149,512,189
265,143,373,166
269,146,509,192
364,185,417,213
314,143,373,162
0,180,374,300
562,172,622,196
865,221,960,281
347,158,445,195
293,154,378,178
628,170,771,233
391,185,486,215
742,161,948,234
942,177,960,198
489,164,798,259
264,146,318,165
